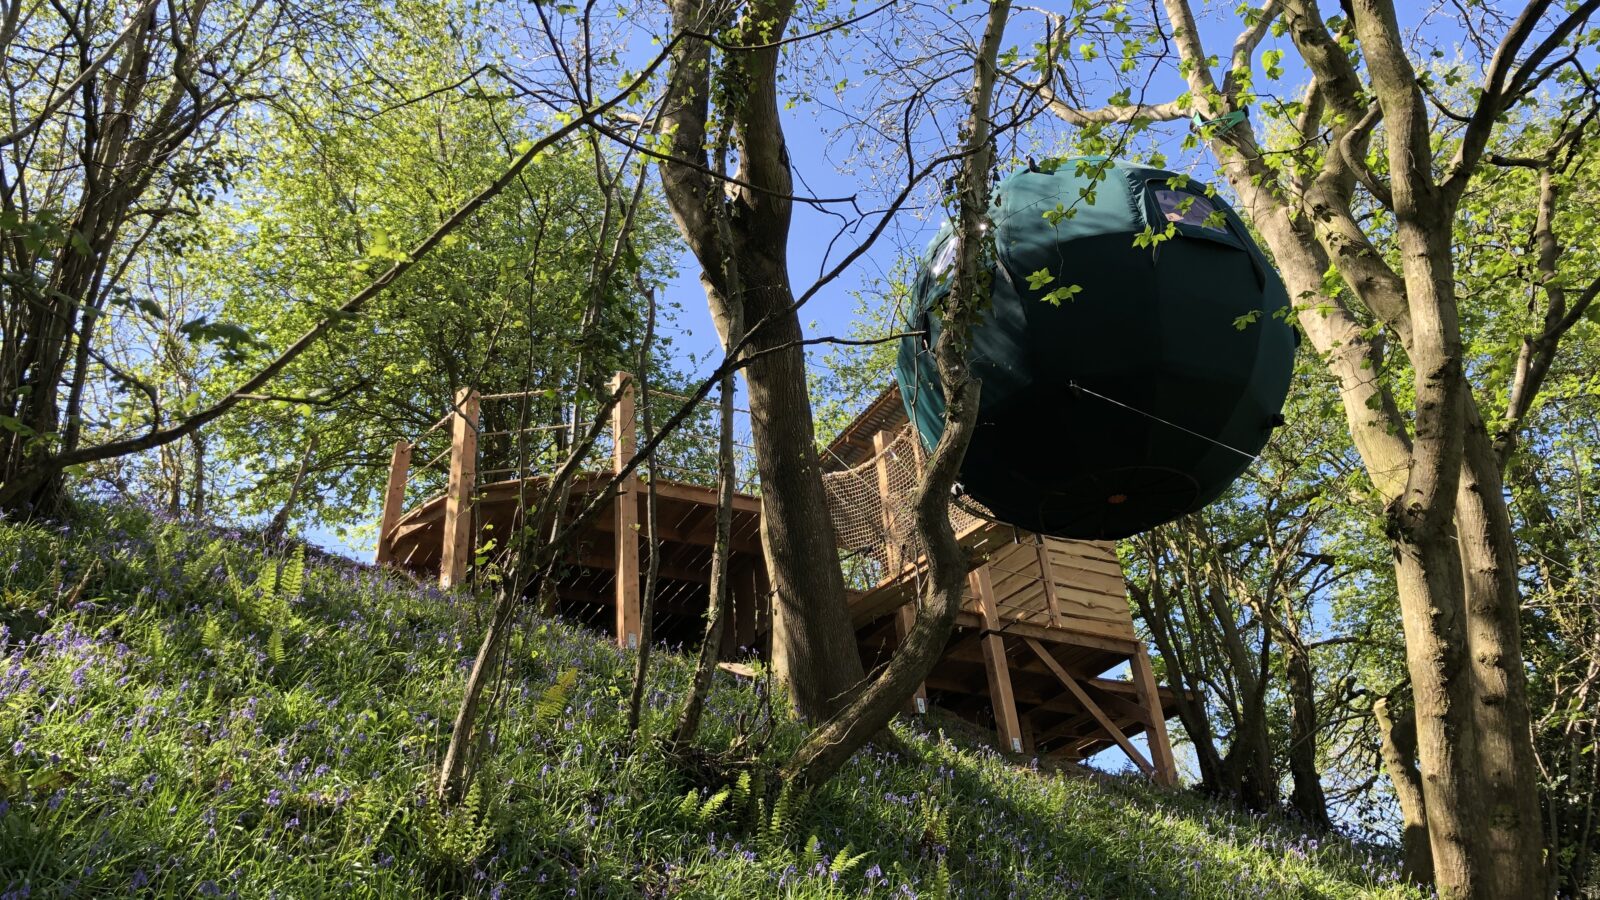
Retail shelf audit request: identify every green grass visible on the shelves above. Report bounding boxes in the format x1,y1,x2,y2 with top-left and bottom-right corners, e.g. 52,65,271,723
0,504,1423,898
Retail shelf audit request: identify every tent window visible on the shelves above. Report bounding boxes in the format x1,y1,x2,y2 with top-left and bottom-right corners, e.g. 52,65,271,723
1152,188,1228,233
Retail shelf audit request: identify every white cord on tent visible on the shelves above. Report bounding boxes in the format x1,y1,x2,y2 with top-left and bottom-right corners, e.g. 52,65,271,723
1068,381,1261,462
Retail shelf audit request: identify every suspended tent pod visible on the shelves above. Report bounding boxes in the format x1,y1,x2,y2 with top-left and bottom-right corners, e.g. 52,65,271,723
895,158,1296,539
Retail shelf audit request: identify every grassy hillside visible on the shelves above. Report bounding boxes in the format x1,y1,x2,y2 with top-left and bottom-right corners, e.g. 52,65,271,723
0,505,1422,899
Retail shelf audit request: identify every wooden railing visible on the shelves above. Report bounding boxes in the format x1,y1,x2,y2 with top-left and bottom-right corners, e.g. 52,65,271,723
370,375,1179,781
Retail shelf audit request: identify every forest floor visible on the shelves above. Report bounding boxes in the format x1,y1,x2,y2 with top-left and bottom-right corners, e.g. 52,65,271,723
0,504,1425,899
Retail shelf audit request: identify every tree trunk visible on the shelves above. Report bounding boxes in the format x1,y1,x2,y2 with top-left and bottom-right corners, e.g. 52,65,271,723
189,432,206,516
1202,579,1277,810
655,0,864,721
675,211,743,746
1282,633,1332,829
738,269,866,720
1130,576,1227,788
1390,524,1484,893
1375,694,1435,887
781,0,1009,786
1455,419,1547,896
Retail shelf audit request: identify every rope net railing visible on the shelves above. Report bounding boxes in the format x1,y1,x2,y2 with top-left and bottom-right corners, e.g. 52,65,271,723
821,424,990,592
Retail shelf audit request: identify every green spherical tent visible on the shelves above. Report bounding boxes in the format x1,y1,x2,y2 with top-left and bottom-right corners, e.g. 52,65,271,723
894,158,1296,539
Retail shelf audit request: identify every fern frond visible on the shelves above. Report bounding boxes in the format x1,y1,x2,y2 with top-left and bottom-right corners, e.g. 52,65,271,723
800,834,823,871
930,856,952,900
421,780,494,867
696,787,731,826
762,782,805,852
279,544,305,605
534,668,579,731
224,557,247,602
201,616,223,652
266,629,285,667
831,844,869,878
730,770,751,813
677,789,701,821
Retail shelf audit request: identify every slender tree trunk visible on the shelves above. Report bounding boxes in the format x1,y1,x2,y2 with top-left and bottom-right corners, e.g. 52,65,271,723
1282,633,1331,829
782,0,1009,785
1130,576,1227,788
264,435,319,545
656,0,864,722
627,290,662,735
675,222,743,745
1202,578,1277,810
189,432,206,516
1375,694,1435,887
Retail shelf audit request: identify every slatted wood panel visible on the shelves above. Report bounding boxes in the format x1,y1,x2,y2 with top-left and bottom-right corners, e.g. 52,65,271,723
958,535,1135,641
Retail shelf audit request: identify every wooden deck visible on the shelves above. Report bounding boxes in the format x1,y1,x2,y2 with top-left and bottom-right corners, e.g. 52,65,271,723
375,374,1180,780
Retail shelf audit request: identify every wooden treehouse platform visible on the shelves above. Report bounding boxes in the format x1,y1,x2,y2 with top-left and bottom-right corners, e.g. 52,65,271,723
375,374,1180,781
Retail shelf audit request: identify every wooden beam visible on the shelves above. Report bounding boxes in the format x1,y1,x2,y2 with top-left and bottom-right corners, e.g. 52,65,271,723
950,613,1141,657
1131,645,1178,786
439,388,479,589
591,495,763,556
612,372,640,650
573,546,713,585
375,440,412,565
645,480,762,515
1034,534,1062,628
1036,710,1098,746
971,565,1024,754
872,429,902,567
1023,637,1155,776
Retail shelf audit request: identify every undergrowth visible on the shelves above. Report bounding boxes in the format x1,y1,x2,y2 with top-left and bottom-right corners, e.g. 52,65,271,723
0,504,1424,898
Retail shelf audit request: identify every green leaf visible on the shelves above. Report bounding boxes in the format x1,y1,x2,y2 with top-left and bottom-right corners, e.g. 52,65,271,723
1040,284,1082,306
134,298,166,320
1026,268,1056,290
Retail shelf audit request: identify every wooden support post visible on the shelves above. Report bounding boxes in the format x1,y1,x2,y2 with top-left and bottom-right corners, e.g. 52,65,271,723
1025,637,1156,776
612,372,641,650
439,389,480,589
733,562,757,657
1131,645,1179,785
1020,712,1036,756
1033,535,1062,628
375,440,412,565
876,429,927,713
719,564,743,661
970,564,1024,753
894,604,929,715
754,564,773,658
872,429,905,576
